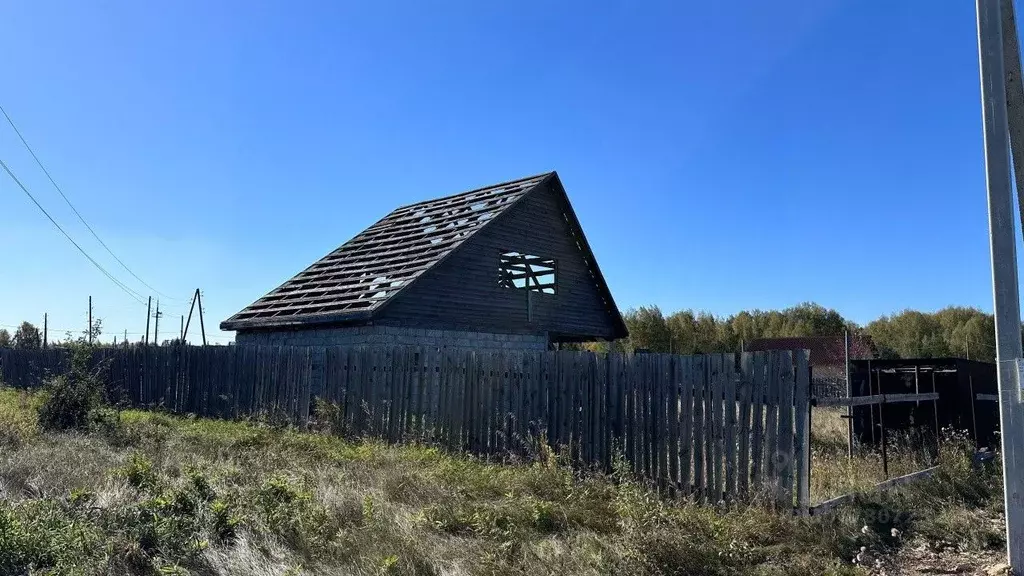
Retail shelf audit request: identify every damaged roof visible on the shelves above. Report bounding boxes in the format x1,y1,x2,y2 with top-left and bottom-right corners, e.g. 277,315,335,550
223,172,616,332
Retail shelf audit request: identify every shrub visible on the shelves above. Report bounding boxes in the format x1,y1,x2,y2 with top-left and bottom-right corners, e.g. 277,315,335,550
37,344,107,432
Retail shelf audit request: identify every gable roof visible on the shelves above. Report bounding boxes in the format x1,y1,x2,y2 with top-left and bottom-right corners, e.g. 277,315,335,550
221,172,627,336
745,336,875,366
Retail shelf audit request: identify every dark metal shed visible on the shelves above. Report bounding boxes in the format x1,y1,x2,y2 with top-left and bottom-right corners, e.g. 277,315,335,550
850,358,999,449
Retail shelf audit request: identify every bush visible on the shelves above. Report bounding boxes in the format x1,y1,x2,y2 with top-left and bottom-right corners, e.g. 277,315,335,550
37,344,107,432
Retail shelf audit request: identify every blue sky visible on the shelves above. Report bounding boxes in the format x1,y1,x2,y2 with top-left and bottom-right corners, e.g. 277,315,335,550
0,0,1002,344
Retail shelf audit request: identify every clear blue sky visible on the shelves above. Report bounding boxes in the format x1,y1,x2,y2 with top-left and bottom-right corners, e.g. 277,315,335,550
0,0,1005,344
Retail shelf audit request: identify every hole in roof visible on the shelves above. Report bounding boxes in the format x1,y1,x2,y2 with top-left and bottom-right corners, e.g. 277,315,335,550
424,225,437,233
419,216,432,224
477,212,493,222
413,209,426,218
444,222,455,229
371,291,388,299
429,237,442,244
470,203,487,211
457,219,467,226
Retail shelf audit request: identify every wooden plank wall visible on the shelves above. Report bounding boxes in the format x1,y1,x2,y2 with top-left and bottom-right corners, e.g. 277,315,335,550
0,346,811,510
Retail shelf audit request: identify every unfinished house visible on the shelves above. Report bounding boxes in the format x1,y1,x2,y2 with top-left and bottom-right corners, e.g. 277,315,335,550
221,172,628,351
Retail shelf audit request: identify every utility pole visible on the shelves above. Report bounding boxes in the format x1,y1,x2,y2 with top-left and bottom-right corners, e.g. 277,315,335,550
145,296,152,345
88,295,92,345
180,315,184,341
42,313,47,348
977,0,1024,566
124,329,127,347
197,290,207,346
154,299,161,346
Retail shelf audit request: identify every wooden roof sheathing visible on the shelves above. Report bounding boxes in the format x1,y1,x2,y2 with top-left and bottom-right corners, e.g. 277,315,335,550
221,173,550,330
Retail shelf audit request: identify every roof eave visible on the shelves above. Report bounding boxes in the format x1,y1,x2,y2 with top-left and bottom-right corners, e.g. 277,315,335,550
220,309,374,332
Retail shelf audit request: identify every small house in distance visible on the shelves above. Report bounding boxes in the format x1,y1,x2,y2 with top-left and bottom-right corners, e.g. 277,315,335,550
221,172,628,351
746,335,874,397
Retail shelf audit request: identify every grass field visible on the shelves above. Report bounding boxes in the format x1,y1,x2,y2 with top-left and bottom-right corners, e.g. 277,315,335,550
0,385,1009,575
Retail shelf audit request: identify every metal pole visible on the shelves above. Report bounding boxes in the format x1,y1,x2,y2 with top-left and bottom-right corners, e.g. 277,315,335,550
845,329,853,458
868,362,876,446
879,393,889,481
977,0,1024,566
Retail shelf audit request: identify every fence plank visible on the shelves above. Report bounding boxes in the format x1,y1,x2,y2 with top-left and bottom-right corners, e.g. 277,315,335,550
777,351,795,509
679,355,694,494
708,354,723,502
750,351,767,491
763,352,781,501
737,352,753,499
625,354,637,474
724,353,738,499
794,349,811,515
692,354,706,498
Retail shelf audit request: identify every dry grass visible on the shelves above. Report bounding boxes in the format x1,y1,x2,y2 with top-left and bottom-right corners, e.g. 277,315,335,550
0,386,1007,576
809,407,940,503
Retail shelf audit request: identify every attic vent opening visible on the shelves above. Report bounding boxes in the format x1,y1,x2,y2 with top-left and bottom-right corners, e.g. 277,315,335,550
498,251,556,294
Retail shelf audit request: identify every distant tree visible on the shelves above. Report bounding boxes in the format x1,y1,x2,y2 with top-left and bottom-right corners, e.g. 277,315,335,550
581,302,994,362
0,329,11,348
13,321,42,350
623,306,671,353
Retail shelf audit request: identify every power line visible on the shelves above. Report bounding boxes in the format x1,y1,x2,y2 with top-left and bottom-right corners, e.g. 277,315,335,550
0,157,146,305
0,103,184,302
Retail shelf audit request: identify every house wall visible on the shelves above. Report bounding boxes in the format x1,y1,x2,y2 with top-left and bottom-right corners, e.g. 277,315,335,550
235,325,549,351
378,178,620,340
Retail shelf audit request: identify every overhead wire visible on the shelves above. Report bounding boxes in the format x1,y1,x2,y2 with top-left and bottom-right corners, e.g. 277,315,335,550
0,103,186,302
0,157,147,305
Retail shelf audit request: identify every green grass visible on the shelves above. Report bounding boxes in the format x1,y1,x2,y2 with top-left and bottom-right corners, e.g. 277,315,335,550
0,386,1007,575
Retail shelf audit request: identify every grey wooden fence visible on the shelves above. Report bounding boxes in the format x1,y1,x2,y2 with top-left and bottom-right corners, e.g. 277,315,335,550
0,346,810,511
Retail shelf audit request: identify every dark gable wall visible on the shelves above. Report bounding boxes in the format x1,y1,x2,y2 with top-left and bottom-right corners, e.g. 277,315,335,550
378,180,618,340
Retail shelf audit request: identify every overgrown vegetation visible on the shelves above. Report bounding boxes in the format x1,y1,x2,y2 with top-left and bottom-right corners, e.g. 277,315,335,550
0,383,1007,575
36,343,110,432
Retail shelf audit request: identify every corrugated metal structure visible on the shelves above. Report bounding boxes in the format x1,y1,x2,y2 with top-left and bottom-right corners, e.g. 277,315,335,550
222,172,627,347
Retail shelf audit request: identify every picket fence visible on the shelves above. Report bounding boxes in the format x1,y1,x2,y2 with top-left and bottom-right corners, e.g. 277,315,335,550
0,346,811,511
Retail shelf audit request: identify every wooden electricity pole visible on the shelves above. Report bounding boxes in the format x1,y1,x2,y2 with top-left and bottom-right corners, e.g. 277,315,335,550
182,288,207,346
197,290,207,346
42,313,47,348
88,295,92,345
976,0,1024,567
153,300,161,346
145,296,152,345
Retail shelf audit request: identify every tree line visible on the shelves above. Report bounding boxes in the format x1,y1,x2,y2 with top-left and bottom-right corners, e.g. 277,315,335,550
581,302,997,363
1,302,1000,362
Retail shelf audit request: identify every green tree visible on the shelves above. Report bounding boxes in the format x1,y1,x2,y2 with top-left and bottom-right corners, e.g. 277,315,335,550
0,329,10,348
13,321,41,350
622,306,671,352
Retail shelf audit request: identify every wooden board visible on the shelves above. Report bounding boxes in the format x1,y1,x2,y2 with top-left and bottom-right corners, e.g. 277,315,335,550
793,349,811,515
